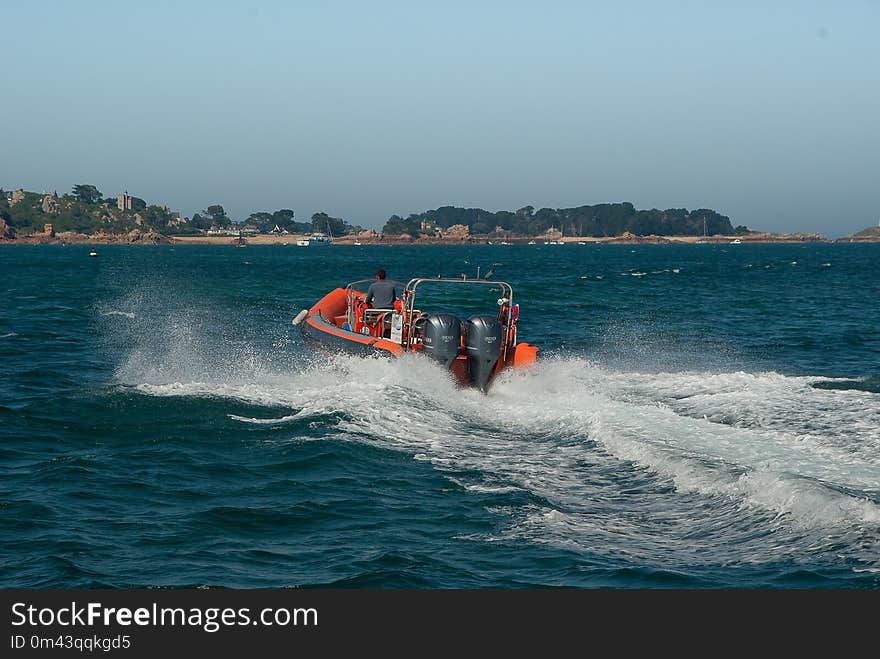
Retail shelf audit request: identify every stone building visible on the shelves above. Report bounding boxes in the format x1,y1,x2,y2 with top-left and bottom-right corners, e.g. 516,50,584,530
420,219,441,236
117,191,146,212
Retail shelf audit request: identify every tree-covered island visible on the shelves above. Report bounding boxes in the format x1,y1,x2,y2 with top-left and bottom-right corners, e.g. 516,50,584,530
2,183,830,244
0,185,362,241
381,203,747,239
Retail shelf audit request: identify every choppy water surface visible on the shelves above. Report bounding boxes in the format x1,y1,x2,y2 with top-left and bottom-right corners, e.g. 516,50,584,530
1,243,878,587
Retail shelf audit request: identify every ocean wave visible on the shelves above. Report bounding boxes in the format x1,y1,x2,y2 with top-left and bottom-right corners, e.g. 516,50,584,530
100,310,136,319
125,351,880,548
228,412,306,425
107,287,880,570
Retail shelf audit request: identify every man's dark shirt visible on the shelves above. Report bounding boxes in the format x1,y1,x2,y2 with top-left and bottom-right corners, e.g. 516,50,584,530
365,279,397,308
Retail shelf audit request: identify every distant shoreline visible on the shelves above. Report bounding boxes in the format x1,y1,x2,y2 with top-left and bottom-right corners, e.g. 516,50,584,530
4,189,874,244
3,231,860,246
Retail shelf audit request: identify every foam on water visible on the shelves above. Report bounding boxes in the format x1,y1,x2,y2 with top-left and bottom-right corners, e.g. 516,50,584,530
6,241,879,586
103,267,880,574
100,310,136,319
591,368,880,463
120,338,880,571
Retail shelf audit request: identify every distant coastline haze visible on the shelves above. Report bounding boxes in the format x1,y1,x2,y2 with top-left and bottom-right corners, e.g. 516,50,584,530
2,1,878,238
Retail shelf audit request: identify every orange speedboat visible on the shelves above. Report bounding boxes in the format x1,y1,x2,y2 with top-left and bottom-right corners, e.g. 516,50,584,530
293,276,539,392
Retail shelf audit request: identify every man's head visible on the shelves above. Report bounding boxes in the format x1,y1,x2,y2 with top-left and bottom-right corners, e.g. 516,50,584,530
376,269,386,280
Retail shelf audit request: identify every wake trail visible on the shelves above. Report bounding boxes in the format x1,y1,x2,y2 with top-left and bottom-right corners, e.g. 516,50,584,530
124,352,880,531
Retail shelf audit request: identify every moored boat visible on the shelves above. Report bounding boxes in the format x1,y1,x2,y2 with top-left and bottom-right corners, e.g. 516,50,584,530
297,233,333,246
293,276,539,392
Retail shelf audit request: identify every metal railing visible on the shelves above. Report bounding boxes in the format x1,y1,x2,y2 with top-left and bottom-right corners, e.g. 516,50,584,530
402,278,515,356
342,277,517,355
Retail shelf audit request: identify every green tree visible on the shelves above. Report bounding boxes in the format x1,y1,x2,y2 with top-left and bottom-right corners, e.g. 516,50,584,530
0,190,11,226
200,204,232,228
271,209,311,233
139,205,176,229
246,212,274,232
189,213,210,230
381,214,420,237
272,209,295,223
311,212,349,236
71,184,102,204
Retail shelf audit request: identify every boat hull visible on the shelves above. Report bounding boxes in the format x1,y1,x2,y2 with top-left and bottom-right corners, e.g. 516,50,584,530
301,313,399,357
299,288,403,357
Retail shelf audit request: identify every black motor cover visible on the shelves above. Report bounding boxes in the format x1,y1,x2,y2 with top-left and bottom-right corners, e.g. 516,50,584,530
421,313,462,368
465,314,503,393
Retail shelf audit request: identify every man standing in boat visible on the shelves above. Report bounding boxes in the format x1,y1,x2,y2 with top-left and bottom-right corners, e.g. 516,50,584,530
365,269,397,309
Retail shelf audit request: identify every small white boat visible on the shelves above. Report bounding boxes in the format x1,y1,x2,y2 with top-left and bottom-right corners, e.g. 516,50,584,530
297,233,333,247
89,250,97,257
730,239,742,244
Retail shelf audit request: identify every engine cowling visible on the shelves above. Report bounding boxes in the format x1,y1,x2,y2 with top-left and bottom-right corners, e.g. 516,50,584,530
420,313,462,369
465,314,503,393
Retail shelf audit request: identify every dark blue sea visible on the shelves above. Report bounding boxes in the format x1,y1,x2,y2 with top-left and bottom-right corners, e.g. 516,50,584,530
2,243,879,588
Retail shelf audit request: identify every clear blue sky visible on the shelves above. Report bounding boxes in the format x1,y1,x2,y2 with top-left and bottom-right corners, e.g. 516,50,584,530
2,1,878,236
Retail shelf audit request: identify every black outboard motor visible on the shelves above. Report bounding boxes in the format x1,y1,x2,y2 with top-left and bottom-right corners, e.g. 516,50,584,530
465,314,503,393
421,313,462,369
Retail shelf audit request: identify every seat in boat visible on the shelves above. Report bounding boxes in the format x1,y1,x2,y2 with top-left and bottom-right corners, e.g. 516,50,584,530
361,308,393,337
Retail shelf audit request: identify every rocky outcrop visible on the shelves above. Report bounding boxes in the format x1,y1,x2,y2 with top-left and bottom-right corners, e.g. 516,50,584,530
123,229,171,244
737,232,825,242
0,218,15,240
10,229,172,244
836,227,880,242
41,192,59,214
441,224,470,239
603,231,672,244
